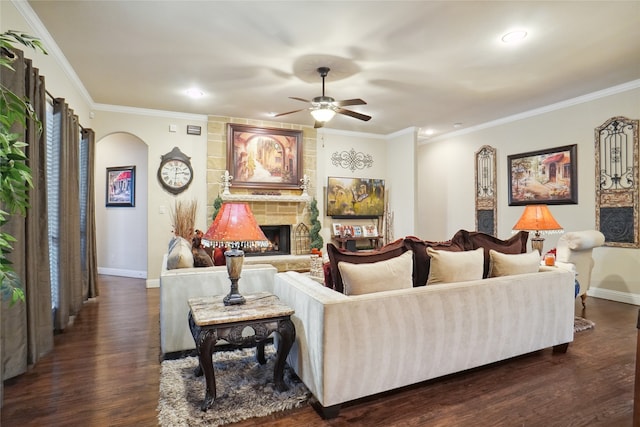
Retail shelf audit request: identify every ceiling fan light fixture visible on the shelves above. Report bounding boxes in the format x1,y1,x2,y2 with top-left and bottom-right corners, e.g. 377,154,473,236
310,107,336,122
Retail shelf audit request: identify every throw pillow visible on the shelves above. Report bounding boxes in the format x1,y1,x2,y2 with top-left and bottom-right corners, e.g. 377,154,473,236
403,230,471,287
338,250,414,296
213,247,227,266
166,236,194,269
468,231,529,278
326,239,407,293
193,247,214,267
426,247,484,285
489,250,540,277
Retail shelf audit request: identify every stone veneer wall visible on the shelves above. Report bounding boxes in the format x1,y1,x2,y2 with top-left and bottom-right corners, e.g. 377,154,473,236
206,116,318,257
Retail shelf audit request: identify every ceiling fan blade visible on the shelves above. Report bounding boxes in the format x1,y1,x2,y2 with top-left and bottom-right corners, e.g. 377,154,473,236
273,108,307,117
335,107,372,122
289,96,311,103
333,98,366,107
314,120,325,129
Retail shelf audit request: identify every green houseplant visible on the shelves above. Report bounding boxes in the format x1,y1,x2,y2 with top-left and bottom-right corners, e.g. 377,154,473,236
309,197,323,252
0,31,46,304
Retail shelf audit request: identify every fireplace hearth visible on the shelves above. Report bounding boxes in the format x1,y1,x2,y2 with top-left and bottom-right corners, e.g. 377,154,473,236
245,225,291,256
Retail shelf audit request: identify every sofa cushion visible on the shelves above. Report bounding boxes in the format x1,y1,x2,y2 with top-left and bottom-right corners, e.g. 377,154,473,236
489,250,540,277
426,247,484,285
326,239,407,293
166,236,194,269
468,231,529,278
404,230,470,287
338,250,414,295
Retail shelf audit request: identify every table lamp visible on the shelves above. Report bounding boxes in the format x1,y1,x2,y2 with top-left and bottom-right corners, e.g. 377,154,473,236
512,204,563,254
203,202,268,305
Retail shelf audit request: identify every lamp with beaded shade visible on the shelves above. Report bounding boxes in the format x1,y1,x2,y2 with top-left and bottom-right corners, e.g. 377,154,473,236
203,202,268,305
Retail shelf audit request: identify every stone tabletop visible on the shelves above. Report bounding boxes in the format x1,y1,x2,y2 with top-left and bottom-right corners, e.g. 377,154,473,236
188,292,294,326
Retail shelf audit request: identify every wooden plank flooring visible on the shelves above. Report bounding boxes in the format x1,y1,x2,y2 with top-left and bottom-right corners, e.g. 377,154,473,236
1,275,637,426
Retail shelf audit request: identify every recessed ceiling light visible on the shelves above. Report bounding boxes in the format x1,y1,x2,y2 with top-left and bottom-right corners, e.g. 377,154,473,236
501,30,527,43
453,123,463,129
185,88,205,98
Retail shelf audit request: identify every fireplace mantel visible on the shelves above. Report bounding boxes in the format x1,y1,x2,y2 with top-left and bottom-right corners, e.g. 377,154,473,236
220,193,312,203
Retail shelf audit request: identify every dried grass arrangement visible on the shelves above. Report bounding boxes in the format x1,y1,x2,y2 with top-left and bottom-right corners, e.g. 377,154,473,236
170,199,198,241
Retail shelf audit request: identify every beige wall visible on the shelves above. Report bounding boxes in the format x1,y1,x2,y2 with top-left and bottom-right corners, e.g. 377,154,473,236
92,110,208,286
418,86,640,303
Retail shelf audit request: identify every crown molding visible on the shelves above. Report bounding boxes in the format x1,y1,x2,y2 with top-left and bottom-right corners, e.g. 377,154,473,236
12,0,94,107
93,103,208,121
424,79,640,144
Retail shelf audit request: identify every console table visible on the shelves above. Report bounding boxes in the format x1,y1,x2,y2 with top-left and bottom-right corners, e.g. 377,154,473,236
188,292,295,411
333,236,382,251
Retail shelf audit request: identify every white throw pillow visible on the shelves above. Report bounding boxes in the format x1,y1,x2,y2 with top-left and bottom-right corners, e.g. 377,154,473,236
166,236,194,269
489,249,540,277
338,250,414,296
426,247,484,285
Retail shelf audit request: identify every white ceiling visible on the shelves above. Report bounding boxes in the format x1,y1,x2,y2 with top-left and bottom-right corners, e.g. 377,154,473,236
25,1,640,137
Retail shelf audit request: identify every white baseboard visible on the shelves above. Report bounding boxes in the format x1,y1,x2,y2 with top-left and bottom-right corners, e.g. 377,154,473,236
588,287,640,306
98,267,147,279
146,279,160,289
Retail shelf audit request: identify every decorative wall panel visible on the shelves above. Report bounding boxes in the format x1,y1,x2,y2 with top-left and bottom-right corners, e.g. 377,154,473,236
595,116,639,247
475,145,497,236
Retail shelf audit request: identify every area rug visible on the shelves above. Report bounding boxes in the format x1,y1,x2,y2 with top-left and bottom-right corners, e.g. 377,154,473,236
574,316,595,332
157,346,310,427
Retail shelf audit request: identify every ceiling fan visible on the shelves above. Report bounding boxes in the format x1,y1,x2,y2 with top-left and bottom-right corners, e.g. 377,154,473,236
274,67,372,129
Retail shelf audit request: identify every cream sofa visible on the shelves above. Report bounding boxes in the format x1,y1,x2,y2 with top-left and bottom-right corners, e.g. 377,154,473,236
159,254,277,355
274,266,575,418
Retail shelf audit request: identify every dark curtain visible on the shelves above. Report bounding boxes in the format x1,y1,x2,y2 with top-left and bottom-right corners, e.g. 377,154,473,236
1,49,29,381
82,129,98,299
0,47,97,383
24,58,54,362
52,98,83,330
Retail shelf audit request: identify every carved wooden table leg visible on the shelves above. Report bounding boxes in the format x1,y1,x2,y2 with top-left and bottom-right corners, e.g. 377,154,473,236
273,318,296,392
256,340,266,365
197,329,218,411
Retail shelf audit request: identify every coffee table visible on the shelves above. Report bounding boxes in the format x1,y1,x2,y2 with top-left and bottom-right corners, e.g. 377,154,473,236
187,291,296,411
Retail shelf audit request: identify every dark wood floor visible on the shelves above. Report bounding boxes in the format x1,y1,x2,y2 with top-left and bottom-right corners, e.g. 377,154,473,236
1,275,637,427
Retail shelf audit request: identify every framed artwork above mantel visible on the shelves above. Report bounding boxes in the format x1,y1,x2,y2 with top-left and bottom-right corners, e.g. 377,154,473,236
226,123,303,189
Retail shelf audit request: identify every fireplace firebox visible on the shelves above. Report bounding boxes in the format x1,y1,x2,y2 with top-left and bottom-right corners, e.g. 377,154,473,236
245,225,291,256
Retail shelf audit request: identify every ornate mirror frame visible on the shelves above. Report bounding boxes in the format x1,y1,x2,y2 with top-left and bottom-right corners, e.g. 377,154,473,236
595,116,639,247
475,145,497,236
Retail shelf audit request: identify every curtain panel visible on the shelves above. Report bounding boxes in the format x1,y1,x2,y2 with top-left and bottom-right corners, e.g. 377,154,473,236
0,47,97,386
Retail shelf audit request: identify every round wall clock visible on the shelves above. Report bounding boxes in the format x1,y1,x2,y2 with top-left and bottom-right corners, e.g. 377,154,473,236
157,146,194,194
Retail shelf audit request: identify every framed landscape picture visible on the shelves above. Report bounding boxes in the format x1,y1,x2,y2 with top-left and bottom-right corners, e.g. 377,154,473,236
106,166,136,207
227,123,303,189
507,144,577,205
326,176,385,218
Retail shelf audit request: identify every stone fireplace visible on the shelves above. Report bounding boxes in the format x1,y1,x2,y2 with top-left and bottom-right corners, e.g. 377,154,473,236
205,116,318,271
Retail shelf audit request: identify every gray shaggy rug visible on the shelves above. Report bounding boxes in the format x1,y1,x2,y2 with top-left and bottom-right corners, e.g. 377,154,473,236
574,316,595,332
157,345,310,426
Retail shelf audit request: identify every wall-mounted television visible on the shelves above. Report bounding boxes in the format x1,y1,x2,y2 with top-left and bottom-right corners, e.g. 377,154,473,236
326,176,385,218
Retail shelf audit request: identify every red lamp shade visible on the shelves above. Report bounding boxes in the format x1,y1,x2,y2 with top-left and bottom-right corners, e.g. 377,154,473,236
512,204,563,233
203,202,267,244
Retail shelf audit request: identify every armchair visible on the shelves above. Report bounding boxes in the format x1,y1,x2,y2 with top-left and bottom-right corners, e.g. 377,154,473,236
555,230,605,307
